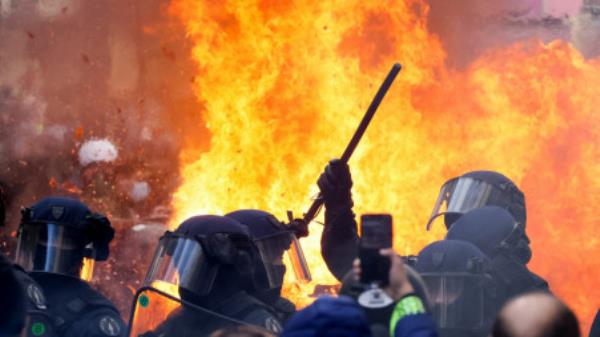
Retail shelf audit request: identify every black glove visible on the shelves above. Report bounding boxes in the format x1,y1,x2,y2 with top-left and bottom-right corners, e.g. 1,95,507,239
288,218,309,238
317,159,353,211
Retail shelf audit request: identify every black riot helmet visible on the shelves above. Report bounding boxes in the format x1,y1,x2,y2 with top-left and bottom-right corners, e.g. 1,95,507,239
416,240,500,337
446,206,532,264
15,196,114,281
427,170,526,231
144,215,260,300
226,209,311,290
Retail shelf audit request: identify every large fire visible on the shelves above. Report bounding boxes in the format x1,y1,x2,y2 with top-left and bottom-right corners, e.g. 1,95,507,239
168,0,599,332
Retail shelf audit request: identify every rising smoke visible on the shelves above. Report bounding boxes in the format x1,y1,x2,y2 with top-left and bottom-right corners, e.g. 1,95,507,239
0,0,201,313
425,0,588,68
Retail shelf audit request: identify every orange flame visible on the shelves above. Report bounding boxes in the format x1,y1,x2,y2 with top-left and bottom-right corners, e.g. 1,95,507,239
169,0,600,331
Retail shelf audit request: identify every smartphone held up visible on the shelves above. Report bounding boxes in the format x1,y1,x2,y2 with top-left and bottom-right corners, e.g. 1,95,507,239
359,214,393,287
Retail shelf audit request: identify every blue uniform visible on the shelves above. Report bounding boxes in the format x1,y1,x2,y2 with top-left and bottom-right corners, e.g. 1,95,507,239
12,266,56,337
31,273,126,337
142,291,282,337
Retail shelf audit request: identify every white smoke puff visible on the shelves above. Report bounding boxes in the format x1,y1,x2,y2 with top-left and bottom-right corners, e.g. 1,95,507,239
1,0,13,18
78,139,118,167
129,181,150,202
130,223,168,244
36,0,75,18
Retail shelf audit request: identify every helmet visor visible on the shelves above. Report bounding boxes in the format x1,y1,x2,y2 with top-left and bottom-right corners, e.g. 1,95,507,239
255,231,311,287
16,223,87,278
427,177,507,230
421,273,485,329
144,233,217,298
128,287,247,337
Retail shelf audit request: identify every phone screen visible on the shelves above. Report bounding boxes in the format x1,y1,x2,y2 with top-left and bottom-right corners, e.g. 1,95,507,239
359,214,393,286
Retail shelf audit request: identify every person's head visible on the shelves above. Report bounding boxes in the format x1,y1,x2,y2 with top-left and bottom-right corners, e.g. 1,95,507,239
226,209,310,295
280,296,371,337
446,206,531,264
0,253,26,337
209,326,275,337
427,170,526,232
416,240,500,337
492,292,580,337
144,215,260,303
15,196,114,280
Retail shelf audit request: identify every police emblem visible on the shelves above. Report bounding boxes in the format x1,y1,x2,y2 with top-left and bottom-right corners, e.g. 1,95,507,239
432,252,445,268
27,284,47,310
99,316,121,336
265,317,282,333
51,206,64,220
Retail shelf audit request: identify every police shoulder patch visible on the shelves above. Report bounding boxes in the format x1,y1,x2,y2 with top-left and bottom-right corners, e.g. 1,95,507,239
264,317,282,334
27,283,47,310
98,316,121,336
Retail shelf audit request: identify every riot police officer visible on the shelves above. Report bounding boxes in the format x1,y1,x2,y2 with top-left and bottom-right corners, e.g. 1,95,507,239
128,215,283,337
415,240,503,337
425,170,527,234
1,191,55,337
445,206,549,297
225,160,356,286
15,196,126,337
226,209,310,323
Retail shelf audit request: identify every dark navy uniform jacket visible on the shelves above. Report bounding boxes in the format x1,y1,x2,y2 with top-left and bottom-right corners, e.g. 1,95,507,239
141,291,283,337
30,272,126,337
12,265,56,337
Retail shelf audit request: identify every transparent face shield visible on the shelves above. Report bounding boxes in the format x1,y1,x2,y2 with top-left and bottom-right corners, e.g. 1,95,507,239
427,177,509,230
421,273,485,330
15,223,94,280
144,233,218,298
128,287,247,337
254,231,311,288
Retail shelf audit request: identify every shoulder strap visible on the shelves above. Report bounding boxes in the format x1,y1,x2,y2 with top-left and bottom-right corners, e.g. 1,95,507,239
221,293,283,333
217,292,278,320
44,279,120,335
